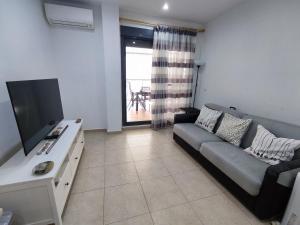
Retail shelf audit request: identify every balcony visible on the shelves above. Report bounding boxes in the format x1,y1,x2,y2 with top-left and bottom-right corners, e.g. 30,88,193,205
126,79,151,122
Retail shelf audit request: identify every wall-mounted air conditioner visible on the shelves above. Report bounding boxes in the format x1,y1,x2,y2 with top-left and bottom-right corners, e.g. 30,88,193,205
44,3,94,29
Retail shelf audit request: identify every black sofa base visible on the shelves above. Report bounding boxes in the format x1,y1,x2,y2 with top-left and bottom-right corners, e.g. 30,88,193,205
173,133,290,221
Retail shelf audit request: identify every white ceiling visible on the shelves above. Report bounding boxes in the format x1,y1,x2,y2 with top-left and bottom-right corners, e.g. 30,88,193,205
84,0,245,23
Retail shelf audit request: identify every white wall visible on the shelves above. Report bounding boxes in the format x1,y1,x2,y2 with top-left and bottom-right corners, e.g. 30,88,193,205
0,0,57,164
0,0,203,163
0,0,108,163
50,4,106,129
192,32,205,106
101,2,122,132
196,0,300,125
120,10,203,30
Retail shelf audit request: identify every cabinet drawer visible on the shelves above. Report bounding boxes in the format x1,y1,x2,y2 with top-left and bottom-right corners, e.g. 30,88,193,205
54,162,72,215
78,131,84,145
68,130,83,156
70,135,84,177
70,146,82,177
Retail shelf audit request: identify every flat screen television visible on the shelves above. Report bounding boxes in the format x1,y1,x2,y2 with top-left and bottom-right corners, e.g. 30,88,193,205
6,79,64,156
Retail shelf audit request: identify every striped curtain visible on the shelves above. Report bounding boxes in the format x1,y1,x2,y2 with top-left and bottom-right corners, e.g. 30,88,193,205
151,26,196,129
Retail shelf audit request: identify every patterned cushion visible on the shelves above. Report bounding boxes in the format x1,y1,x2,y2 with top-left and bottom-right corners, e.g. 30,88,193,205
244,125,300,165
216,113,252,147
195,106,223,133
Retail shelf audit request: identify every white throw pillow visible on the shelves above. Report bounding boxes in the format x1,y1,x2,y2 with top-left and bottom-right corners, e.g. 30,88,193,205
195,105,222,133
244,125,300,165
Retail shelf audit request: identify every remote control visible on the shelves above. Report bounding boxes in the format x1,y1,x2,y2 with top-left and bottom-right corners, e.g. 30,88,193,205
36,141,53,155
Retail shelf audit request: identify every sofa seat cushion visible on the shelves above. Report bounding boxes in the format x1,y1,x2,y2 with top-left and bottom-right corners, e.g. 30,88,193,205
200,142,269,196
173,123,223,151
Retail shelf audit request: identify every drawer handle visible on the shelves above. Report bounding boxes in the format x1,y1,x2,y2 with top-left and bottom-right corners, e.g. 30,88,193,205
75,157,78,160
65,182,69,186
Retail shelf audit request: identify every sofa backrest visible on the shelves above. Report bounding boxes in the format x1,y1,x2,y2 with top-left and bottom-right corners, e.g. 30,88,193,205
241,114,300,147
205,103,244,118
205,103,244,132
204,103,300,159
241,114,300,159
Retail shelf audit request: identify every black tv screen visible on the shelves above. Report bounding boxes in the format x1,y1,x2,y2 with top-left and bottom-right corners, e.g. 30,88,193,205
6,79,64,155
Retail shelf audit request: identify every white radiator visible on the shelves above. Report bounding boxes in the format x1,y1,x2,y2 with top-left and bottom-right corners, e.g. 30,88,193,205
281,173,300,225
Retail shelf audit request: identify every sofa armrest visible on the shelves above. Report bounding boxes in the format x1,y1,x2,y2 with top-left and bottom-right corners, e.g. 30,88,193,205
174,112,199,124
254,159,300,219
264,159,300,184
265,159,300,184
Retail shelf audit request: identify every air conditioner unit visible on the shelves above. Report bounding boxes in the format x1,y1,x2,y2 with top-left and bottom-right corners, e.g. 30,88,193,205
44,3,94,29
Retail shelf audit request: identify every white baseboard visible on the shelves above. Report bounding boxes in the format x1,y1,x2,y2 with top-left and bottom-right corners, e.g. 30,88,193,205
84,125,151,133
123,125,151,130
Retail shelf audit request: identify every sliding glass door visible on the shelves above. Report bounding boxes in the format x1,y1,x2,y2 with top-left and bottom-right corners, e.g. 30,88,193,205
121,26,154,126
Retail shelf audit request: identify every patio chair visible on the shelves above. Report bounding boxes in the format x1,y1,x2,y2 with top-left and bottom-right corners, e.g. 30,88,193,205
139,86,151,111
127,81,135,110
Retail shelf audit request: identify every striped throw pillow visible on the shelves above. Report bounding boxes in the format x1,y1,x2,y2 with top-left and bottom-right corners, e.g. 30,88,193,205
195,106,222,132
244,125,300,165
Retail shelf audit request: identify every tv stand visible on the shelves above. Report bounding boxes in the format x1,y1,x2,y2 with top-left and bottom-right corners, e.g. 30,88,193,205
36,124,69,155
45,124,69,140
0,120,84,225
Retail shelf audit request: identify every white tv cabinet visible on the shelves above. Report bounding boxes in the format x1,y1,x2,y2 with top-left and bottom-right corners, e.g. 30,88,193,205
0,120,84,225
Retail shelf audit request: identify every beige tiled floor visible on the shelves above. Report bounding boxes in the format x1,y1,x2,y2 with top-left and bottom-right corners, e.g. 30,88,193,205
63,128,270,225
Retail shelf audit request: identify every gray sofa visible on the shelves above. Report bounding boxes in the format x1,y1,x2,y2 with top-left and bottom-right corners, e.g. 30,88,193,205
173,103,300,220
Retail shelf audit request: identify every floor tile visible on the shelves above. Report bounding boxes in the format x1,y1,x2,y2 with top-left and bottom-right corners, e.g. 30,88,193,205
135,158,170,180
141,176,187,212
155,137,175,145
104,134,129,147
153,142,186,157
151,204,203,225
105,162,139,187
63,210,103,225
105,132,126,140
105,140,131,150
109,214,153,225
124,129,154,137
105,144,131,151
80,151,105,169
105,149,133,165
72,166,104,193
117,131,156,145
65,128,269,225
190,194,252,225
84,131,106,143
104,183,149,224
63,189,104,225
162,154,199,175
173,169,221,201
85,140,105,153
130,145,161,161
